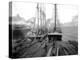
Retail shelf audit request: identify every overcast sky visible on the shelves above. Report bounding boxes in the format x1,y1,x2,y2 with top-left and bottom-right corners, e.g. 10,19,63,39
12,2,78,24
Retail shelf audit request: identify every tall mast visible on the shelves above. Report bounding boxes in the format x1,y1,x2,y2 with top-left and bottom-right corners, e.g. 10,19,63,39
54,4,57,31
36,3,39,35
54,4,62,33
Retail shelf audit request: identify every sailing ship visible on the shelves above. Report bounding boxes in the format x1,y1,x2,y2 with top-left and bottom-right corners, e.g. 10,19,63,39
28,3,47,42
48,4,62,42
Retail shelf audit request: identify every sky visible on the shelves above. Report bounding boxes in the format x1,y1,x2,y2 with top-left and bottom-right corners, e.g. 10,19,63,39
12,2,78,24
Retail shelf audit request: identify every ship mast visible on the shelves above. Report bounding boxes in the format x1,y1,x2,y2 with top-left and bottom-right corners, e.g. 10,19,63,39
54,4,57,31
36,3,39,35
53,4,62,33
